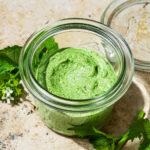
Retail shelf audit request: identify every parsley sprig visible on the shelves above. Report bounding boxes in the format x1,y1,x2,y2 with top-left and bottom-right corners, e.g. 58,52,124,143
72,110,150,150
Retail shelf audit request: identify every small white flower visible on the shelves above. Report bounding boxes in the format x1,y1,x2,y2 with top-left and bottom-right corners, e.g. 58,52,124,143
1,96,14,104
3,87,13,97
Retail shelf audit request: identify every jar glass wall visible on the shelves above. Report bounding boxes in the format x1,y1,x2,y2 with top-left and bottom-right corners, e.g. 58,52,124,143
19,18,134,136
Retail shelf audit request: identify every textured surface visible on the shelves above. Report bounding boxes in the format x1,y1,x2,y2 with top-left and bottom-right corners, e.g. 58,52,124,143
45,48,117,99
0,0,150,150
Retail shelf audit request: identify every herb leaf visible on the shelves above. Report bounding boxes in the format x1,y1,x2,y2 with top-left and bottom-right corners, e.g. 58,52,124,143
71,110,150,150
0,45,22,65
139,138,150,150
89,128,117,150
128,117,150,150
0,46,22,105
70,124,118,150
0,56,16,74
128,119,146,141
34,37,58,68
69,124,97,137
89,136,113,150
0,45,22,81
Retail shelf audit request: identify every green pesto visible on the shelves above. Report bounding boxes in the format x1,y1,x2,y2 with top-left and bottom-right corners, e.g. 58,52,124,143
35,47,117,136
46,47,117,99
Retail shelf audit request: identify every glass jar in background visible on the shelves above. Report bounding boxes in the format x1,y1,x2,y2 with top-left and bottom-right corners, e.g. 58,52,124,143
101,0,150,71
19,18,134,136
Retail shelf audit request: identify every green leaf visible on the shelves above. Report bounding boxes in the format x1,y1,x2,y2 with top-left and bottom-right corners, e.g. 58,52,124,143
137,119,150,150
127,115,150,150
89,137,113,150
40,36,58,51
128,119,145,141
115,110,146,150
139,138,150,150
34,36,58,67
69,124,96,137
0,73,10,81
127,110,146,141
70,124,115,150
0,45,22,65
143,119,150,140
0,56,16,74
0,45,22,80
71,110,149,150
89,128,116,150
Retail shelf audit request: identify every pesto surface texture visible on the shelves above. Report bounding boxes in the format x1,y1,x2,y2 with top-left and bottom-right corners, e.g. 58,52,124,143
45,47,116,99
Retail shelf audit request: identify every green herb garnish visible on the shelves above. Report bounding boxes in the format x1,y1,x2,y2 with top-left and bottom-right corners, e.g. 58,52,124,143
0,46,22,105
71,110,150,150
0,37,58,105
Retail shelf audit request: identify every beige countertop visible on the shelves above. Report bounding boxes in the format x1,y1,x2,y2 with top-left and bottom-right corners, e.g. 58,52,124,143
0,0,150,150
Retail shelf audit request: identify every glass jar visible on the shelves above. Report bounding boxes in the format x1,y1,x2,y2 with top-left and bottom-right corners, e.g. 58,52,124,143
19,18,134,136
101,0,150,71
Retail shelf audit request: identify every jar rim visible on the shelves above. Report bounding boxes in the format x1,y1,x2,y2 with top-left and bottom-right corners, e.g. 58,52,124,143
19,18,134,111
101,0,150,71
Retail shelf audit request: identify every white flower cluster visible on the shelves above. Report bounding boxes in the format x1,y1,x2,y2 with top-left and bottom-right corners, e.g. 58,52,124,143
2,87,14,104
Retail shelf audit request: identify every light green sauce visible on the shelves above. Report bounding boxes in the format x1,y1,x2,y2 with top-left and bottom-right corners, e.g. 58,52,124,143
35,47,117,136
46,47,116,99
